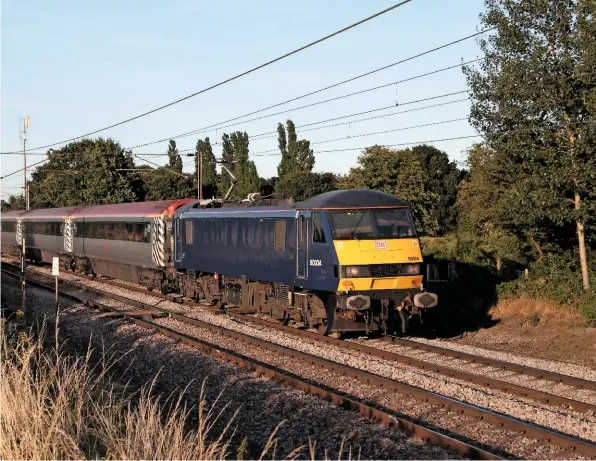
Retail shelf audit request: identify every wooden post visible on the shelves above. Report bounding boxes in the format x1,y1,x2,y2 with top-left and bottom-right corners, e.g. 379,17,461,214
21,230,26,316
52,257,60,314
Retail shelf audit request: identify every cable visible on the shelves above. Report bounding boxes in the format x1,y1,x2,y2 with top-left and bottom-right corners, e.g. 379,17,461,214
0,158,49,180
4,1,413,155
133,155,189,178
250,134,481,157
6,94,470,159
251,96,470,140
131,55,485,148
250,118,468,155
142,29,492,146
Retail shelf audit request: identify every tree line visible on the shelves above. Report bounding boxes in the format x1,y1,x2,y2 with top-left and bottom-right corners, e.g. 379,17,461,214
1,122,464,238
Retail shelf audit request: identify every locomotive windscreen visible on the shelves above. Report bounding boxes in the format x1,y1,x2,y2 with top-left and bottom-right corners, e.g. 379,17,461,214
327,208,416,240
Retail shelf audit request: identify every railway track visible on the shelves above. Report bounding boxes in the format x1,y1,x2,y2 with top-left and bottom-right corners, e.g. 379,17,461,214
4,262,596,459
8,258,595,410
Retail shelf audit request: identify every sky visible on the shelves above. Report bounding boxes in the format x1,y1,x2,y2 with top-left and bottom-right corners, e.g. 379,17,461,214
1,0,487,198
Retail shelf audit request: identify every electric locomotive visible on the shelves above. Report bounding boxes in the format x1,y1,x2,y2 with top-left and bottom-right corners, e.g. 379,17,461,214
174,189,438,334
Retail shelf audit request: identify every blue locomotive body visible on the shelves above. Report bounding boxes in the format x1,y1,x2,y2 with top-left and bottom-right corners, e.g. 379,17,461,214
173,205,338,293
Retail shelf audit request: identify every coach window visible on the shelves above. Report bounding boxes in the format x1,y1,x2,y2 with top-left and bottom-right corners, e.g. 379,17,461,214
185,220,193,244
274,220,286,251
312,212,326,243
125,223,135,241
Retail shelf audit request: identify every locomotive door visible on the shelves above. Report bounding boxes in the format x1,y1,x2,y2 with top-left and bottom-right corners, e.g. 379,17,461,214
174,218,182,263
296,212,310,279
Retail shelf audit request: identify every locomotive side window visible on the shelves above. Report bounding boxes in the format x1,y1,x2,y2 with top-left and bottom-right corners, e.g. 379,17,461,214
185,220,193,244
312,213,326,243
274,220,286,251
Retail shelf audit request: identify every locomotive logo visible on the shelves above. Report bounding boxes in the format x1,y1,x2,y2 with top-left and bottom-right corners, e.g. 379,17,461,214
374,240,387,249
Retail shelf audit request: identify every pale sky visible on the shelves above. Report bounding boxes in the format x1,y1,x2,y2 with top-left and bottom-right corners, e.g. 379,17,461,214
1,0,486,198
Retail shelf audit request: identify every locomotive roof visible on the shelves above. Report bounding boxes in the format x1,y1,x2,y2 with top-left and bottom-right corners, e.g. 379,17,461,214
296,189,410,209
176,189,410,217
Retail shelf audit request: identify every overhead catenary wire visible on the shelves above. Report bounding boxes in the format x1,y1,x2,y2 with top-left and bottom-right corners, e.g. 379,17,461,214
251,95,471,140
1,1,414,156
133,97,472,157
250,134,481,157
5,94,471,158
249,117,468,155
130,55,486,148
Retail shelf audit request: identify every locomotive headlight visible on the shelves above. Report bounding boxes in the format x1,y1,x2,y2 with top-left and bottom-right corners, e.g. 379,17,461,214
402,264,421,275
342,265,372,278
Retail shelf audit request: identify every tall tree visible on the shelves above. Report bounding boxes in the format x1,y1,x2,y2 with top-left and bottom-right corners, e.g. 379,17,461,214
218,133,235,196
412,145,465,234
29,138,141,208
276,120,315,198
218,131,260,199
457,144,525,268
230,131,260,199
338,146,440,235
464,0,596,291
167,140,183,173
195,137,218,199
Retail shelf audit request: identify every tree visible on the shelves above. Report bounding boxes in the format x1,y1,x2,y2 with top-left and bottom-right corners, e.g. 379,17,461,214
338,146,440,235
1,195,25,212
457,144,525,268
276,120,315,198
142,167,194,201
275,171,338,202
29,138,141,208
463,0,596,291
167,140,183,173
230,131,260,199
218,131,260,200
195,137,218,199
412,145,465,234
218,133,235,196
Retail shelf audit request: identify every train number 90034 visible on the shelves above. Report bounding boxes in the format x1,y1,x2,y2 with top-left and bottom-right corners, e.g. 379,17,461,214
309,259,322,267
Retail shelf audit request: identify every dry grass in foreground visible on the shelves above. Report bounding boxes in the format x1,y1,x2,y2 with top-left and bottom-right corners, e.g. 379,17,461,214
0,317,297,460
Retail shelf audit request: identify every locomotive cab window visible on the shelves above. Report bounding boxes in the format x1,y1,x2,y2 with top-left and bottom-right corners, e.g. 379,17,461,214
274,220,286,251
185,220,193,244
312,212,326,243
328,208,416,240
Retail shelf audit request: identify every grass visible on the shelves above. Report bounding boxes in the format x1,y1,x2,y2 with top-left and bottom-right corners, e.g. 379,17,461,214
0,315,300,460
490,298,585,326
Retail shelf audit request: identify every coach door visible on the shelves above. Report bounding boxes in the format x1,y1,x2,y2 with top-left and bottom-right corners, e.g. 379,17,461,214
296,211,310,279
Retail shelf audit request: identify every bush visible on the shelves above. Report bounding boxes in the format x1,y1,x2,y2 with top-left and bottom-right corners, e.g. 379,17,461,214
497,254,596,325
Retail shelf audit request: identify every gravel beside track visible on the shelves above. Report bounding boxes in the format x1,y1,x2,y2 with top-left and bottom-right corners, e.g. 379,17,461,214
400,337,596,382
348,337,596,406
1,278,458,460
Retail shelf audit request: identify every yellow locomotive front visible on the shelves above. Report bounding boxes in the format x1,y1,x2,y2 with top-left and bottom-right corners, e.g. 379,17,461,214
322,205,438,335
